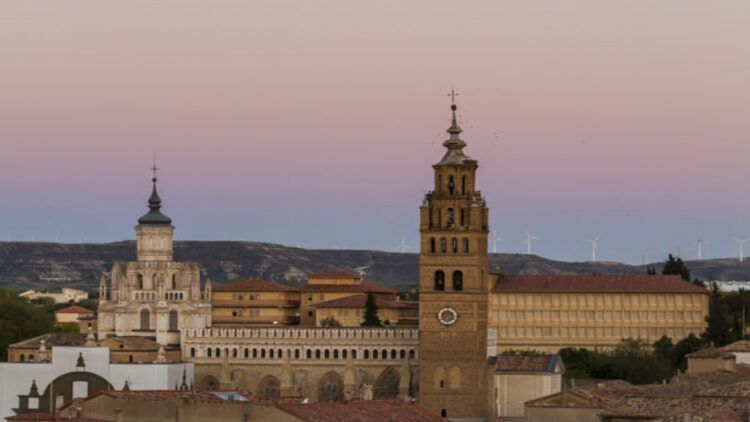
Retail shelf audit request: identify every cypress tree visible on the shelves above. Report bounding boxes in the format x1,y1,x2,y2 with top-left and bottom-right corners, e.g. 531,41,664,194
361,292,382,327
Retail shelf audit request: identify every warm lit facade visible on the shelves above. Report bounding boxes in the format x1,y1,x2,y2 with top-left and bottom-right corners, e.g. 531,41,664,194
211,279,301,326
97,174,212,346
314,294,418,327
54,305,95,325
299,269,398,326
490,274,709,352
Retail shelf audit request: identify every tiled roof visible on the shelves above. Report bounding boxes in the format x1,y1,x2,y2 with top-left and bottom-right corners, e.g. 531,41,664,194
6,413,109,422
300,282,396,294
276,399,443,422
686,347,735,359
55,305,95,314
525,380,637,409
98,390,253,401
313,294,417,309
9,332,86,349
491,274,707,294
495,354,562,373
213,279,299,292
722,340,750,353
99,336,174,351
307,268,361,279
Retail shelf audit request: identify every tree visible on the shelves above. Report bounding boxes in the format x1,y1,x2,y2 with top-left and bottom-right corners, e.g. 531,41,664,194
653,335,674,362
647,267,657,275
361,292,382,327
662,254,690,282
703,281,737,346
320,316,342,327
671,334,706,372
0,288,55,361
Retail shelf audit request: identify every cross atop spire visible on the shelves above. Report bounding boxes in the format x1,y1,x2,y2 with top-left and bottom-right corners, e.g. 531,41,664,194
435,88,470,166
151,153,159,183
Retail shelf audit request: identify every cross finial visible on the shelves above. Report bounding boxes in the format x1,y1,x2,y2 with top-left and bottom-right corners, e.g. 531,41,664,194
448,88,459,107
150,153,159,183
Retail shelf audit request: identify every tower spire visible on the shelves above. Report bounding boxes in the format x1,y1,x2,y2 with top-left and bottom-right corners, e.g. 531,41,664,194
437,89,469,165
138,156,172,225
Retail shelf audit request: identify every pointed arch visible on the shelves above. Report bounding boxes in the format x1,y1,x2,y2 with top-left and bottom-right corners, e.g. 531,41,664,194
374,367,401,399
258,375,280,399
199,375,219,390
317,371,343,402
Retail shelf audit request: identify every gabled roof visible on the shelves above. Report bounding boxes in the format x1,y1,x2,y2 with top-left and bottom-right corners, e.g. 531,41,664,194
721,340,750,353
307,268,361,279
686,347,735,359
313,294,417,309
495,354,563,373
213,279,299,292
300,282,396,294
276,399,443,422
55,305,94,314
9,333,86,349
491,274,707,294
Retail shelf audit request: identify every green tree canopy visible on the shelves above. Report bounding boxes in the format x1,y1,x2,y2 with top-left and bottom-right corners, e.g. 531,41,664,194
0,288,56,361
361,292,382,327
662,254,690,281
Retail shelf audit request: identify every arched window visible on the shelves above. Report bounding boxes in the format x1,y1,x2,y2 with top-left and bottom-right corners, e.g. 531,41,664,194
437,209,442,228
270,349,275,359
409,349,415,359
453,271,463,291
434,271,445,291
324,350,330,359
258,376,281,399
261,349,266,359
137,274,144,290
168,309,178,331
448,176,455,195
233,348,238,358
451,238,458,253
460,209,466,226
295,349,300,359
317,372,344,402
171,274,177,290
342,349,347,359
19,354,25,362
463,238,469,253
253,349,258,358
352,349,357,359
461,175,467,194
306,349,312,359
190,348,196,358
333,350,339,359
391,349,397,359
430,238,436,253
278,349,283,358
446,208,455,227
244,348,249,358
382,349,388,360
374,367,401,399
207,348,212,358
139,309,150,330
373,349,379,359
440,238,447,253
215,348,221,358
364,350,369,359
315,350,321,359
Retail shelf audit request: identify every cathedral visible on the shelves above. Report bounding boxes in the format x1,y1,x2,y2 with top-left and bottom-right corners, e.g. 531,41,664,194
97,172,212,346
2,98,710,422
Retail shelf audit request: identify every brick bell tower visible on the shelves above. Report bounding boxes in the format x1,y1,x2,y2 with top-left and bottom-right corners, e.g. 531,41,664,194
418,94,490,420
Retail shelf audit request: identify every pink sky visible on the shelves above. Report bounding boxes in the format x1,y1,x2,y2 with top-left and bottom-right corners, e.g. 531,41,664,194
1,1,748,263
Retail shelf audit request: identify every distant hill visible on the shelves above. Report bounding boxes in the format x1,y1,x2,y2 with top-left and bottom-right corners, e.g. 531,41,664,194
1,241,748,292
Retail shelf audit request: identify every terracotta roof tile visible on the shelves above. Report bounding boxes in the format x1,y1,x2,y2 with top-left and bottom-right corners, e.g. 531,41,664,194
307,268,361,279
495,354,561,373
721,340,750,353
55,305,95,314
6,413,109,422
491,274,707,294
9,332,86,349
300,282,396,294
213,279,299,292
276,399,443,422
686,347,735,359
313,294,417,309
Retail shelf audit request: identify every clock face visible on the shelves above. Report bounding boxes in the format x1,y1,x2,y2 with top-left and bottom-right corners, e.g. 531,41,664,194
437,307,458,326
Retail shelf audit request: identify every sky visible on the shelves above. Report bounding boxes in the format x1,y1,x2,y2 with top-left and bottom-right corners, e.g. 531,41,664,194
1,1,749,264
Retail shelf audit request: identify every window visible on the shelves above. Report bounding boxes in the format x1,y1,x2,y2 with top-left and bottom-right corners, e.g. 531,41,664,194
137,274,144,290
190,348,196,357
460,209,465,226
440,238,447,252
171,275,176,290
437,209,442,228
435,271,445,291
448,176,456,195
446,208,455,227
461,175,467,194
430,238,436,253
452,271,463,291
462,238,469,253
169,310,178,331
451,238,458,253
140,309,150,330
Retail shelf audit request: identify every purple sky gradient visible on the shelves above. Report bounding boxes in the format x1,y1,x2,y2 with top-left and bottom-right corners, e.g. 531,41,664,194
1,1,749,264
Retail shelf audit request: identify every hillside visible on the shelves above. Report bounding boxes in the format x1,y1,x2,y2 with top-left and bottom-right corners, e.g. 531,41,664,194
1,241,748,292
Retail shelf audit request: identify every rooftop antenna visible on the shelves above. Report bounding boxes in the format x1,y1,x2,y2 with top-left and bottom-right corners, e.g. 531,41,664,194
585,235,600,262
735,238,750,263
524,231,539,255
397,236,411,253
490,230,503,254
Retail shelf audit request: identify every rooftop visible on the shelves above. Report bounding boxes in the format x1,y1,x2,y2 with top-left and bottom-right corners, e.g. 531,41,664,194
301,282,396,294
276,399,443,422
491,274,708,294
313,294,417,309
213,279,299,292
722,340,750,353
494,354,562,373
55,305,95,314
307,268,361,279
9,332,87,349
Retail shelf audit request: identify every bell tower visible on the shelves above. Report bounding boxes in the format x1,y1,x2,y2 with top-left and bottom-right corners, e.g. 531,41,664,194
418,95,490,420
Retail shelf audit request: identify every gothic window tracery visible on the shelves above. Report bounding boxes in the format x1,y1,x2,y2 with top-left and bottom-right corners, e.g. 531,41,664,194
374,367,401,399
258,376,280,399
317,372,344,402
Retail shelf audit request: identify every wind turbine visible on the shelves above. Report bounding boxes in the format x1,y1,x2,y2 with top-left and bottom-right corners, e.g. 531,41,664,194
397,236,411,253
489,230,503,253
696,234,705,260
735,238,750,263
524,231,539,255
585,235,600,262
353,266,371,280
